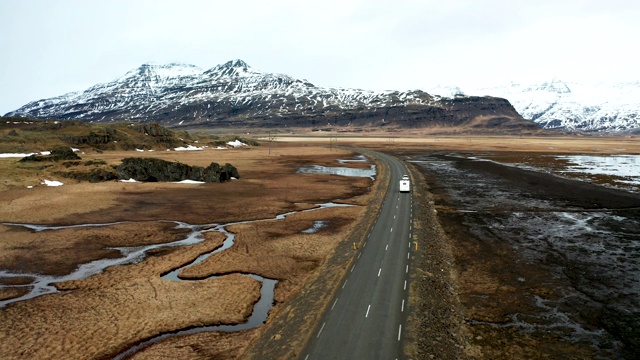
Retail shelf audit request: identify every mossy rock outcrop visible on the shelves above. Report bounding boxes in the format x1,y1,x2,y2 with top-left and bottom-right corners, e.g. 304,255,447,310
116,157,239,182
59,168,118,182
20,147,81,162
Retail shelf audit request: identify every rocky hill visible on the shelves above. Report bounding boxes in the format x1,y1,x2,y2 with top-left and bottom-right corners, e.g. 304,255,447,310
6,60,535,131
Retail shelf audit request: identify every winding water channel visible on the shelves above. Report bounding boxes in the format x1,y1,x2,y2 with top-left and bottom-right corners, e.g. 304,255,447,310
0,157,376,358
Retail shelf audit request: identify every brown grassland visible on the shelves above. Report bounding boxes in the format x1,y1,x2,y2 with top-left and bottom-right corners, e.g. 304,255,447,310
1,133,639,359
0,142,381,359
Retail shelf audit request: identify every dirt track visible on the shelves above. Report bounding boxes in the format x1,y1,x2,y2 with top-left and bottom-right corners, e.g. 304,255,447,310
402,151,640,359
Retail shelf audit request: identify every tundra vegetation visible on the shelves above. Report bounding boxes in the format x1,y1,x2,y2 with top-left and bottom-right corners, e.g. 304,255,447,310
1,117,639,359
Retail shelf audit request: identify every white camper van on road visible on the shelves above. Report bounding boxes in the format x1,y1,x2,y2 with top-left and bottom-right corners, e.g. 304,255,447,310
399,175,410,192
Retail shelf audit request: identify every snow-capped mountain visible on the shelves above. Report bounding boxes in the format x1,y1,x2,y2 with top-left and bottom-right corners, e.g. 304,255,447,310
457,79,640,132
6,60,533,131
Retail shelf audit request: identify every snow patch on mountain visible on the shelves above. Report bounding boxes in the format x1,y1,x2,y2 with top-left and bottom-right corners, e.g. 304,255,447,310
6,59,438,124
435,79,640,132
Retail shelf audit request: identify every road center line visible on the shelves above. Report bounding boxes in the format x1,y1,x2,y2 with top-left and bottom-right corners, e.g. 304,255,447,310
401,299,405,312
407,252,410,259
342,280,348,289
378,268,382,277
406,265,409,273
404,280,407,290
332,298,338,310
390,227,393,232
350,265,355,272
317,322,326,338
365,304,371,318
398,324,402,341
385,244,388,251
358,253,361,259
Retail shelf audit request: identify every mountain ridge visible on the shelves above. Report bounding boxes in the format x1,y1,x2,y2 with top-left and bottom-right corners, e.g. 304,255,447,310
6,60,535,132
437,79,640,132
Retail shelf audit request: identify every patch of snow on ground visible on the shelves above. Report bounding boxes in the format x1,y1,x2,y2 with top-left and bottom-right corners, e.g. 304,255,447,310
0,150,53,158
174,145,204,151
174,180,205,184
41,180,64,186
227,140,246,147
0,153,35,158
119,178,139,183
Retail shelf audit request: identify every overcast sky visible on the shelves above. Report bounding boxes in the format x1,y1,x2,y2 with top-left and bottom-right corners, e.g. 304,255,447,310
1,0,639,114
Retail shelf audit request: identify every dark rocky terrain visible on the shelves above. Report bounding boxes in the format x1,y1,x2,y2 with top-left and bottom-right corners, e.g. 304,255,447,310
116,157,239,183
406,151,640,359
6,60,537,132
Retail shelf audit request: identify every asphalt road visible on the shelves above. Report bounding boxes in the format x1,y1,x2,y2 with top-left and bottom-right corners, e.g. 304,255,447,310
301,151,414,360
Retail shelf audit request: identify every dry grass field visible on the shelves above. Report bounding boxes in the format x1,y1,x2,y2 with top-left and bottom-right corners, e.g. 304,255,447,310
0,142,378,359
1,133,638,359
278,134,640,154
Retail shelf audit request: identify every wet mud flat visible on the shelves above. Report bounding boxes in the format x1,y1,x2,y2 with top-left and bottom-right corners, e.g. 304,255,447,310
407,152,640,359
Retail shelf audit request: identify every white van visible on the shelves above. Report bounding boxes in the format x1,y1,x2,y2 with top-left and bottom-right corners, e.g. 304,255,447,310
399,175,410,192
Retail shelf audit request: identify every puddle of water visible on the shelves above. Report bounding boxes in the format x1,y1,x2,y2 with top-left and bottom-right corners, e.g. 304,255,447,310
297,164,376,179
337,155,369,163
302,220,327,233
472,153,640,192
298,155,376,179
556,154,640,185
